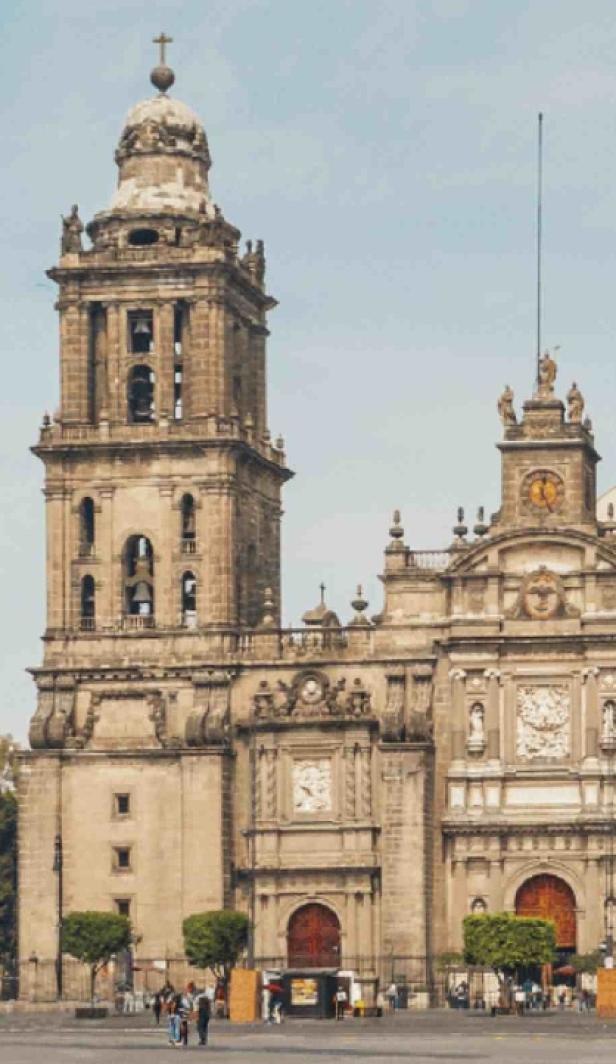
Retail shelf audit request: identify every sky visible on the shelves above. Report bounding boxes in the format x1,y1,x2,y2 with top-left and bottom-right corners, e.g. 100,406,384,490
3,0,616,740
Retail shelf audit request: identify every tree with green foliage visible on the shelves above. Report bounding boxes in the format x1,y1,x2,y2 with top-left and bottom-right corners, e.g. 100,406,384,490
463,913,555,988
183,910,249,987
0,736,19,985
62,911,132,1003
570,951,602,975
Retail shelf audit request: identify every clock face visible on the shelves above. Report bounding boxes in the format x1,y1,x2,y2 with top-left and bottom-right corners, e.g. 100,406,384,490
524,470,564,513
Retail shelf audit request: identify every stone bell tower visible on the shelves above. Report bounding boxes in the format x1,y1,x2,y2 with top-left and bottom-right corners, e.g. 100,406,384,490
35,39,290,648
19,41,291,992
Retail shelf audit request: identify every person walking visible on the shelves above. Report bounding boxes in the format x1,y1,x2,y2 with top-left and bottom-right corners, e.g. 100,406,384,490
167,999,180,1046
152,991,162,1026
196,991,211,1046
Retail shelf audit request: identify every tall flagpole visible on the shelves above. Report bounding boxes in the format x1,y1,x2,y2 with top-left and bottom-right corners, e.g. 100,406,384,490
536,112,543,386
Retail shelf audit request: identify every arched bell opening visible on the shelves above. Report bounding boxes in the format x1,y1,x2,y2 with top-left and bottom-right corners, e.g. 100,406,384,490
123,535,154,620
79,497,95,556
180,494,196,553
287,902,341,969
80,574,95,630
127,364,155,423
181,570,197,628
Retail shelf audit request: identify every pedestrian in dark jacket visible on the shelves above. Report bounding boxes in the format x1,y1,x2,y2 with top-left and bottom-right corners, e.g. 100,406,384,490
152,991,162,1025
197,992,211,1045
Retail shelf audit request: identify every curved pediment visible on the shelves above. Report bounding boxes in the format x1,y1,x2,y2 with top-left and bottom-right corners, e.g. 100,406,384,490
447,527,616,578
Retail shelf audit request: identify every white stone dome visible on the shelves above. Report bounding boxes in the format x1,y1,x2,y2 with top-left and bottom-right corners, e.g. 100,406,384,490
123,94,202,132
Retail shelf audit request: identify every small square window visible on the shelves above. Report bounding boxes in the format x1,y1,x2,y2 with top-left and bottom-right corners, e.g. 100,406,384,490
115,793,130,817
114,847,131,871
115,898,131,918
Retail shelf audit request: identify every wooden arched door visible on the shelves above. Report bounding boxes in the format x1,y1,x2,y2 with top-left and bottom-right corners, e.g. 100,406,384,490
515,874,576,949
287,903,341,968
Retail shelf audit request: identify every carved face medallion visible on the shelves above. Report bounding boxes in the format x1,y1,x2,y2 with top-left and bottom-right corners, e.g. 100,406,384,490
522,569,560,620
523,470,564,513
300,677,323,705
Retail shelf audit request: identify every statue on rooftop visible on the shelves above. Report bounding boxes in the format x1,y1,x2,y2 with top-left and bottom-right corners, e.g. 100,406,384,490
537,349,557,396
61,204,83,255
497,384,516,427
566,381,584,424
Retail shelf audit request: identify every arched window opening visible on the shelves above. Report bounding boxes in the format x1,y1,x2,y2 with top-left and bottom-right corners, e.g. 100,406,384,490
123,535,154,625
181,494,196,553
128,228,159,247
287,903,341,969
80,575,95,630
79,497,95,556
181,571,197,628
128,364,155,423
128,310,154,353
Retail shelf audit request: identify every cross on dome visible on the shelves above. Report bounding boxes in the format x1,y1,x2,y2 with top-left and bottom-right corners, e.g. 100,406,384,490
150,31,175,94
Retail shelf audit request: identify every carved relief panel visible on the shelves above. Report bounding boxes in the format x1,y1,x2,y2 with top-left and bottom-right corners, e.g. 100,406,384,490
292,759,332,814
516,684,570,761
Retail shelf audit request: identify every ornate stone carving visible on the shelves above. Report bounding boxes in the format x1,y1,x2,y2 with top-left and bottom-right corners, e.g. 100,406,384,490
252,670,369,722
507,567,579,621
185,670,233,746
516,685,570,761
29,679,76,749
382,671,405,741
292,759,332,813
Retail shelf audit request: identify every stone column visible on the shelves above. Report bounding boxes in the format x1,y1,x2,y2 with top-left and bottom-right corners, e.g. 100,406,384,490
185,298,212,419
484,669,501,760
251,325,268,436
449,669,467,760
156,485,174,627
97,487,114,628
199,478,238,626
157,302,175,418
583,667,600,759
106,303,122,422
59,299,84,423
44,486,68,631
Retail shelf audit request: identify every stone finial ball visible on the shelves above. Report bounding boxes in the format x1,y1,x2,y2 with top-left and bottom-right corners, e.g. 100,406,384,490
150,64,175,93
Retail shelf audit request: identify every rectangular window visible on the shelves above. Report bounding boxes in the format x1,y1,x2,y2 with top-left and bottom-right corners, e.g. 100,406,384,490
174,366,183,420
128,310,154,355
114,847,131,871
114,793,130,817
114,898,131,918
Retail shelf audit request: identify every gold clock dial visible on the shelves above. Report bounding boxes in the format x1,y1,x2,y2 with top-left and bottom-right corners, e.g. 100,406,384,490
524,470,564,513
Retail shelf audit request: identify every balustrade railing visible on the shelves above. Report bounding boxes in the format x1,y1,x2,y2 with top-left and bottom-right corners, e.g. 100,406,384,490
408,549,451,570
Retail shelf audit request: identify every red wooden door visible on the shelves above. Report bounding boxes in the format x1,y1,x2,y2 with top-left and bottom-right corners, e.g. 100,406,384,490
515,874,576,948
287,903,341,968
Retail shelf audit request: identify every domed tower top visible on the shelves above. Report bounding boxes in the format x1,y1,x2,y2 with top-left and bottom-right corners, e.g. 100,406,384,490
106,33,212,217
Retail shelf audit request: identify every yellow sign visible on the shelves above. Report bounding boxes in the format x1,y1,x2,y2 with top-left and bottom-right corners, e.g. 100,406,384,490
290,977,318,1006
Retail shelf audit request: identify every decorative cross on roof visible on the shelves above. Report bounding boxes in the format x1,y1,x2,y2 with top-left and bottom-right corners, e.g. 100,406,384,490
153,32,173,65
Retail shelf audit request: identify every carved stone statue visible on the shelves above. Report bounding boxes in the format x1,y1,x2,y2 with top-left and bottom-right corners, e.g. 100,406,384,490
603,700,616,742
537,350,557,396
497,385,516,427
467,702,486,751
567,381,584,424
61,204,83,254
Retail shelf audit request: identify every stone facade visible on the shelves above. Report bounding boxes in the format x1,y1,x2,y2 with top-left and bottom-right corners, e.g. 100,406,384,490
18,55,616,999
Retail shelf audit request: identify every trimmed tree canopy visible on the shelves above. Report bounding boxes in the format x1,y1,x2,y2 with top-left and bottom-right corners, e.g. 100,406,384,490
62,911,131,1001
183,910,249,979
463,913,555,973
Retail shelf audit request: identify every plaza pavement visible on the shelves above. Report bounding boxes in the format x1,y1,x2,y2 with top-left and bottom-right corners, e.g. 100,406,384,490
1,1007,616,1063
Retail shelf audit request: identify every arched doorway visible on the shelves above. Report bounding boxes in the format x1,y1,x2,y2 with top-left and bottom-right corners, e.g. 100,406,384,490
515,874,576,950
287,903,341,968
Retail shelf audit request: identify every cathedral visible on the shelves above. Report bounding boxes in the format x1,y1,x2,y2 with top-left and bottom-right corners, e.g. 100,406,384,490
18,45,616,1001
